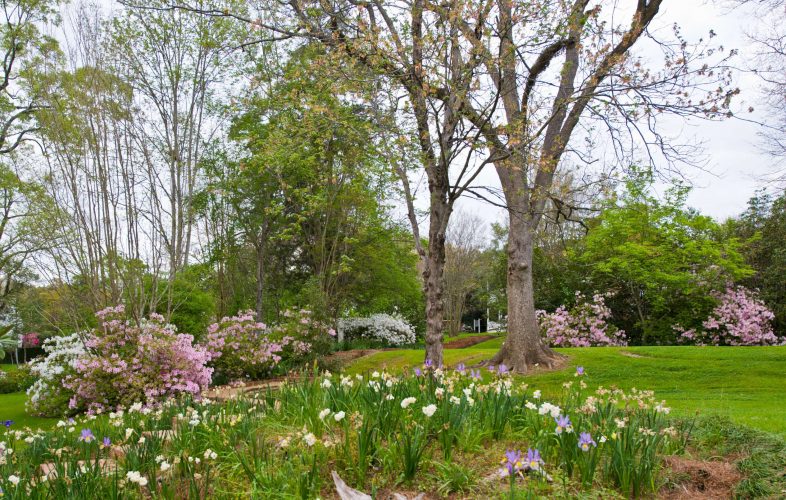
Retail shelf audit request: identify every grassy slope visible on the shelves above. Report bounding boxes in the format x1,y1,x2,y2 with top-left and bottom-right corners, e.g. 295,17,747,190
347,340,786,435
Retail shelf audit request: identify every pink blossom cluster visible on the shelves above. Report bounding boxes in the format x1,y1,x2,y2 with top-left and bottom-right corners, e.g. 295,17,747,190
538,293,627,347
64,308,213,413
21,332,40,347
678,286,781,346
206,310,299,380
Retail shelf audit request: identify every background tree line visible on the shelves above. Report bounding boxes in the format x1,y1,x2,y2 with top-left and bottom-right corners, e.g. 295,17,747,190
0,0,783,364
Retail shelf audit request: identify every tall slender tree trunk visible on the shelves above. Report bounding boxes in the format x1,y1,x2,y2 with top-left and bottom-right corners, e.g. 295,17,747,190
423,200,450,367
255,239,266,321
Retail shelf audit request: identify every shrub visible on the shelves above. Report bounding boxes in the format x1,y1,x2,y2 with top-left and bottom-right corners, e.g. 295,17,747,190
272,309,336,360
29,306,213,416
27,332,86,416
0,365,36,394
337,313,416,346
539,292,627,347
206,311,295,382
678,286,781,346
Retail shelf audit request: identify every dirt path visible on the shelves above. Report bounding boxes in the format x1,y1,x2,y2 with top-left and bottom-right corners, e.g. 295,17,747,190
443,334,497,349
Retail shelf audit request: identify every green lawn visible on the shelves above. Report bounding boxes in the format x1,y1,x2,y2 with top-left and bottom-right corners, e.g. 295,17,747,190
0,392,57,430
346,342,786,435
4,343,785,435
0,364,57,430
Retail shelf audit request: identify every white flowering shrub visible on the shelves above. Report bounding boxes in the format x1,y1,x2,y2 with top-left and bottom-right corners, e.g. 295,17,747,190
26,333,87,416
338,313,416,346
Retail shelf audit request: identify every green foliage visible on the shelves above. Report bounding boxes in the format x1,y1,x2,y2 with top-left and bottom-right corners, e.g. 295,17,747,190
578,169,752,344
0,363,35,393
198,44,421,325
157,265,217,339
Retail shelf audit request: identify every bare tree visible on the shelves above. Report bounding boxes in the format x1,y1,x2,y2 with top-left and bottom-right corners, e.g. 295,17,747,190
443,211,485,337
737,1,786,181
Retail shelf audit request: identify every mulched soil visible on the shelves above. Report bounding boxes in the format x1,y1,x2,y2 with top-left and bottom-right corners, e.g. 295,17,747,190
443,335,497,349
660,455,742,499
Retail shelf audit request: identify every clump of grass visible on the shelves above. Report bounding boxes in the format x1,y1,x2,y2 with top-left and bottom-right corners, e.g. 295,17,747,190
688,415,786,497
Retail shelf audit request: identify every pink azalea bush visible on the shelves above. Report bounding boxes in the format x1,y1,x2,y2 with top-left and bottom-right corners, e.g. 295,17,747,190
206,310,301,381
206,309,333,382
539,292,627,347
272,308,336,358
60,305,212,414
677,286,781,346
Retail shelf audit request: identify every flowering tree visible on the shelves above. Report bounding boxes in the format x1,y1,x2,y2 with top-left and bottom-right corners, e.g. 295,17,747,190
678,287,781,346
539,293,627,348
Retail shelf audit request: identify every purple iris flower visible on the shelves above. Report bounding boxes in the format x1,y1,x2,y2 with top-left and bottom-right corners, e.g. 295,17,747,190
525,448,543,470
498,364,509,375
2,420,13,428
576,366,585,376
470,369,481,380
503,449,522,474
79,428,95,443
554,415,572,433
102,436,112,447
578,432,597,451
424,358,433,368
414,367,422,377
456,362,466,373
487,364,496,372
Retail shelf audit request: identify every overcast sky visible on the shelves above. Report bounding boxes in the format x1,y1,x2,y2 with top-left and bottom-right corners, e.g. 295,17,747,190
446,0,780,230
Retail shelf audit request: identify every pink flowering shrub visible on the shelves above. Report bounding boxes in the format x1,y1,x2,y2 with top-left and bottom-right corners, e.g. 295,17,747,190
62,305,213,414
272,308,336,358
21,332,40,347
678,286,781,346
206,310,294,381
205,309,332,382
539,292,627,347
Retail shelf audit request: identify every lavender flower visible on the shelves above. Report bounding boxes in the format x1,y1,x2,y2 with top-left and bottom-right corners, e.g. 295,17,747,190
525,448,543,471
576,366,585,376
554,415,573,434
102,436,111,447
424,358,433,368
487,364,496,372
79,428,95,443
414,367,422,377
501,449,522,476
578,432,597,451
470,369,481,380
455,362,466,374
498,364,509,375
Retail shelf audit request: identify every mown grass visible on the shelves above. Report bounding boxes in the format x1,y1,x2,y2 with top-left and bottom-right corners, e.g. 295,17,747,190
346,341,786,435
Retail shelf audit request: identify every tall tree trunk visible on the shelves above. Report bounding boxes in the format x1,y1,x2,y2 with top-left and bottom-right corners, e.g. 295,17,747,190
423,200,450,367
491,160,561,372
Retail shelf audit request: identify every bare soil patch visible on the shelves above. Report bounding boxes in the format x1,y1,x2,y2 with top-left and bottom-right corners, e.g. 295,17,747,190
443,335,497,349
660,456,742,499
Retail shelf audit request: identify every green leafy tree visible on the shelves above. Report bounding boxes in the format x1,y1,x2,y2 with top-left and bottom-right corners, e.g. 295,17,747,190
0,0,61,154
579,170,752,344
